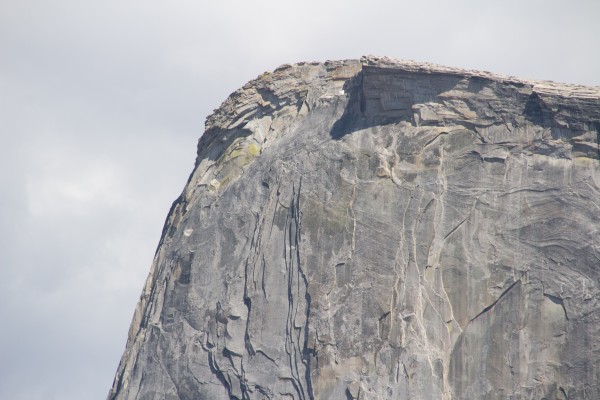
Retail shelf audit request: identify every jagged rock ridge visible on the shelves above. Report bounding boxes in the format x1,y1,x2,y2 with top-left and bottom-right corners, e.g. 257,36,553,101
109,56,600,400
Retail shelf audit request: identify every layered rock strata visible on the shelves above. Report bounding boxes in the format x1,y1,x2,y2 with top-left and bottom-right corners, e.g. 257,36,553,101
108,56,600,400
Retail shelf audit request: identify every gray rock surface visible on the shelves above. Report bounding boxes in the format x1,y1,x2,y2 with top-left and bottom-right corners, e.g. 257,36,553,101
108,56,600,400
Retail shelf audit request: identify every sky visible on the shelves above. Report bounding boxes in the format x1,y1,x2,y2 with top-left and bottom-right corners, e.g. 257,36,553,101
1,0,599,398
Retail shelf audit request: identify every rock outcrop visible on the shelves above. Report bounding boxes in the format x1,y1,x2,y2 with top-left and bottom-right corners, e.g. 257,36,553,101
108,56,600,400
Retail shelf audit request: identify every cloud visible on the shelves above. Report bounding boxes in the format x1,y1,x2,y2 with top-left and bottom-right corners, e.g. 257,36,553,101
1,0,599,398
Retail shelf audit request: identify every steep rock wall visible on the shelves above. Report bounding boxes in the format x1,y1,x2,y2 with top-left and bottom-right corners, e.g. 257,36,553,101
108,56,600,400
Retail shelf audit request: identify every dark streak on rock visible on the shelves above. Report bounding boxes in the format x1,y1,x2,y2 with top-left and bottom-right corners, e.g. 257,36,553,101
469,280,522,323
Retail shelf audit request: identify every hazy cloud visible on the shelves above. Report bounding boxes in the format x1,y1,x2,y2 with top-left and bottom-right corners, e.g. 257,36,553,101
1,0,599,398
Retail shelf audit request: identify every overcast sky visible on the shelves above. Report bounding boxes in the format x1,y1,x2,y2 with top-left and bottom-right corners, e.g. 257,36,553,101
1,0,599,399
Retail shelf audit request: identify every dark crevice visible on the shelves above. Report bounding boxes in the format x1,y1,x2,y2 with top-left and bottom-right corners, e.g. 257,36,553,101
482,156,506,163
261,255,268,299
330,72,366,139
256,384,273,400
243,295,255,356
468,150,506,164
281,178,314,400
345,387,356,400
178,252,193,285
208,351,234,399
524,92,552,126
423,131,448,148
469,280,521,323
155,195,184,256
559,386,569,399
283,182,304,400
256,349,276,363
294,178,315,400
242,213,262,360
596,122,600,160
444,215,469,240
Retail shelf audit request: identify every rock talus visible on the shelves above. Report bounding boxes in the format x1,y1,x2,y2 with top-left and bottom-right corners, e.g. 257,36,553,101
108,56,600,399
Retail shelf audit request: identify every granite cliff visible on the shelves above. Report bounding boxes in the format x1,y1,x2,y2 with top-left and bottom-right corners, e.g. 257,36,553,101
108,56,600,399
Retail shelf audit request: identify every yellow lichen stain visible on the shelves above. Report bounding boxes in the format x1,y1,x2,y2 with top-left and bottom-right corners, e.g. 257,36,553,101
211,138,263,192
221,138,262,164
573,156,597,166
208,179,221,191
221,137,245,162
246,142,261,157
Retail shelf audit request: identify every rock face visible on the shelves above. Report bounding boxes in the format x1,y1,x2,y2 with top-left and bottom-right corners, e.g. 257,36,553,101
108,56,600,400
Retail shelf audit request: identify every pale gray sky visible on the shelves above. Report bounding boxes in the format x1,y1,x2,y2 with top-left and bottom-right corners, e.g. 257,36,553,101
1,0,599,398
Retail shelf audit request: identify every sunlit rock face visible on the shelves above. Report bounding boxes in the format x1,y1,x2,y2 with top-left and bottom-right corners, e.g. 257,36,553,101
108,56,600,400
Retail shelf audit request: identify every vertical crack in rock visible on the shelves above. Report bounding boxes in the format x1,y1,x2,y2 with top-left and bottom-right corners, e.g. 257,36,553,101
109,56,600,400
283,179,314,400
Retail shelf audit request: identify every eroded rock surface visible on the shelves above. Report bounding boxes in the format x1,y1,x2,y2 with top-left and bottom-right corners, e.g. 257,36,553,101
108,56,600,400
